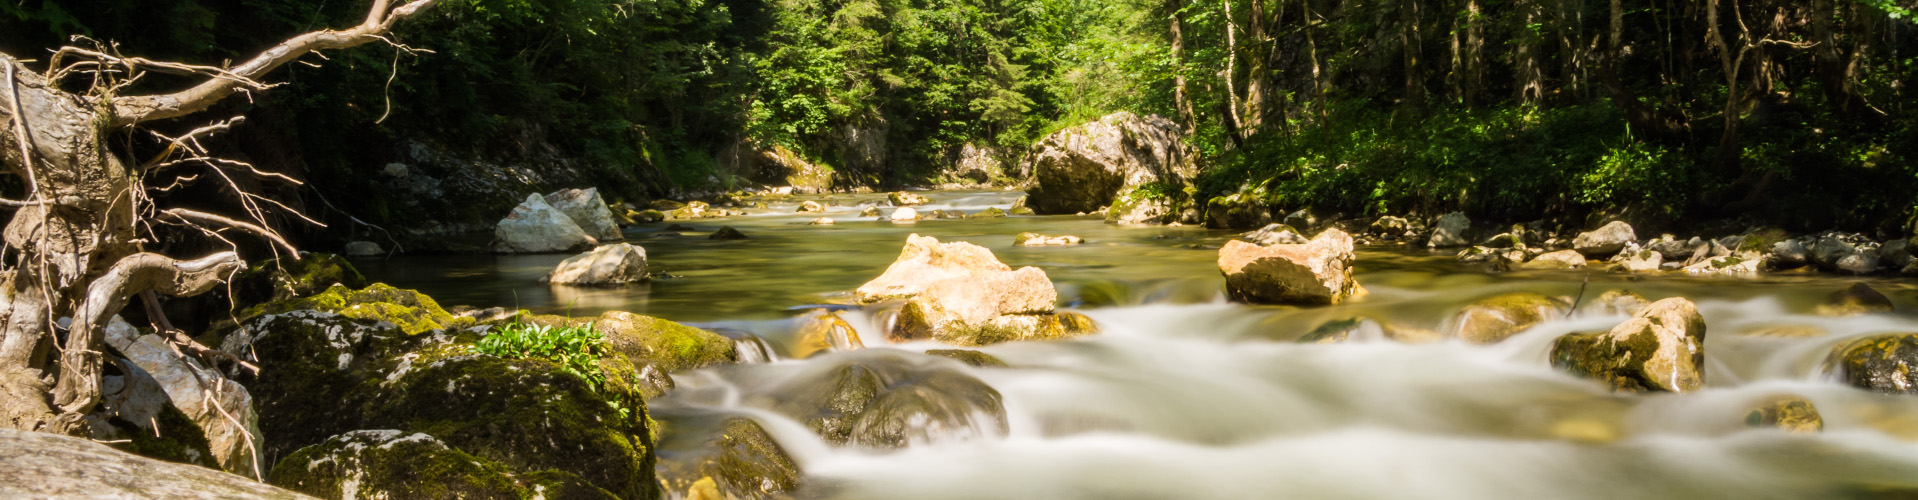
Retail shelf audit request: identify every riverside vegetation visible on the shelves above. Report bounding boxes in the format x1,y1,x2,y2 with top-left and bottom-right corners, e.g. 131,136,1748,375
6,1,1918,500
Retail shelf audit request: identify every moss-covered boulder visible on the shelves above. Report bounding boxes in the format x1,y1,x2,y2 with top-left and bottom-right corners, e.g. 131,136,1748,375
859,206,884,217
227,311,430,461
1205,193,1271,229
925,349,1009,368
1825,334,1918,394
1449,293,1572,344
1817,283,1894,316
658,417,801,500
226,253,369,312
594,311,737,372
239,283,471,336
1551,298,1708,393
766,351,1007,449
1744,396,1822,433
269,430,527,499
975,207,1008,218
1107,184,1175,224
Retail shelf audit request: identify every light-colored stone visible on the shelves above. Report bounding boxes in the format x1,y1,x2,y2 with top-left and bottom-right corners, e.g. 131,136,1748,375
1551,298,1707,393
1242,223,1308,246
1014,233,1083,246
495,193,596,253
343,241,382,257
798,200,826,213
1681,254,1763,275
1449,293,1573,344
1523,250,1588,270
543,243,648,286
545,187,624,241
102,316,264,476
1428,212,1471,248
1369,216,1411,238
889,192,931,206
1573,221,1637,257
791,310,863,358
381,162,408,178
809,217,835,226
0,429,307,499
1218,228,1365,305
856,234,1011,302
889,207,921,222
1616,246,1663,273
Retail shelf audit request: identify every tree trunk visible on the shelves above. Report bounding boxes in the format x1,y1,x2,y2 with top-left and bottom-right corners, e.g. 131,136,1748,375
1514,0,1547,104
1222,0,1249,147
1170,0,1198,136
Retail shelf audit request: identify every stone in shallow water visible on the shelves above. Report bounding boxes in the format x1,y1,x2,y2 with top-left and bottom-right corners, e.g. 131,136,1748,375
1817,283,1893,316
1551,297,1707,393
765,351,1008,450
1449,293,1572,344
1825,334,1918,394
1573,221,1637,257
1217,228,1364,305
1745,396,1822,434
543,243,648,286
495,193,596,254
1014,232,1084,246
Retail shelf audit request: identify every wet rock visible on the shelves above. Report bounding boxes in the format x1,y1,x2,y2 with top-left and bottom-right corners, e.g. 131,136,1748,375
343,241,382,257
1428,212,1471,248
889,191,931,206
542,243,648,286
1810,232,1881,274
103,317,262,475
1647,236,1705,261
1882,238,1915,270
1205,194,1271,229
670,201,713,220
767,352,1008,449
1014,233,1084,246
269,430,525,499
1240,223,1308,246
1818,283,1894,316
594,310,737,372
798,200,826,213
710,226,749,240
1769,237,1811,269
1522,250,1588,270
1826,334,1918,394
1738,324,1828,338
1614,246,1664,273
856,234,1012,302
891,267,1095,345
1585,290,1651,316
1369,216,1412,238
1022,112,1193,215
925,349,1009,368
495,193,597,253
890,207,921,222
792,309,863,359
1450,293,1573,344
651,199,688,211
234,283,471,336
658,418,801,500
1744,396,1822,433
1218,228,1365,305
546,187,624,241
0,429,306,499
1681,254,1763,275
1551,298,1708,393
1107,185,1175,224
975,207,1008,218
1573,221,1637,257
1298,317,1369,344
859,206,883,217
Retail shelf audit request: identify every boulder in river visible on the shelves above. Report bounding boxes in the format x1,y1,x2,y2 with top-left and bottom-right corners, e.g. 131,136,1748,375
1522,249,1588,270
856,234,1010,302
1825,334,1918,394
657,417,802,500
545,187,624,241
542,243,648,286
798,200,826,213
1014,233,1084,246
765,351,1009,449
1744,396,1822,434
1614,246,1664,273
890,207,921,222
1573,221,1637,257
1217,228,1365,306
710,225,748,240
1369,216,1412,239
1584,289,1651,316
859,235,1096,344
1550,297,1708,393
860,206,884,217
975,207,1008,218
592,310,738,372
1449,293,1573,344
1106,184,1176,224
1021,112,1194,215
809,217,835,225
791,309,863,359
495,193,597,253
1428,212,1471,248
889,191,932,206
0,428,305,499
1817,283,1893,316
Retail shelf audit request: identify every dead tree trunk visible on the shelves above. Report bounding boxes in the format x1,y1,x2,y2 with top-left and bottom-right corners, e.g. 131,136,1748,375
0,0,439,435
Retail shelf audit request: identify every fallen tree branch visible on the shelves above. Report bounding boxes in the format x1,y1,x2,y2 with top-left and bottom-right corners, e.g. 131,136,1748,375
50,252,244,416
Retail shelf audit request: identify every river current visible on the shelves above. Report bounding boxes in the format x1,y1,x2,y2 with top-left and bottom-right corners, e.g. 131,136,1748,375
362,190,1918,499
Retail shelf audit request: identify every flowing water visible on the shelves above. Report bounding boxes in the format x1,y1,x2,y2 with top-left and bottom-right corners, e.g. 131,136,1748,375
361,190,1918,499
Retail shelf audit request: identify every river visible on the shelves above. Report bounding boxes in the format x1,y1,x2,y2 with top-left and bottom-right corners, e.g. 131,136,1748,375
361,190,1918,499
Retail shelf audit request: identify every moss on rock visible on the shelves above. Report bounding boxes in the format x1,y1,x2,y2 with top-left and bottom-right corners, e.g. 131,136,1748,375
1825,334,1918,394
269,430,522,499
243,283,470,336
594,311,737,372
106,404,216,470
925,349,1009,368
1744,396,1822,433
227,253,370,312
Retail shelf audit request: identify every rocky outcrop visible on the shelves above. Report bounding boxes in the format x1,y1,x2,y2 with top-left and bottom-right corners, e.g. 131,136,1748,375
1014,233,1084,246
1022,112,1195,215
1449,293,1573,344
858,235,1096,345
1218,228,1365,305
542,243,649,286
495,193,597,253
1825,334,1918,394
545,187,624,241
0,429,307,499
1573,221,1637,257
1551,298,1707,393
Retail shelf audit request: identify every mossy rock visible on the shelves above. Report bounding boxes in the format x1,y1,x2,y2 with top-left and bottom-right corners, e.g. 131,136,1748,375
104,404,216,470
1744,396,1822,433
241,283,471,336
975,207,1008,218
362,356,656,499
1550,299,1707,393
1825,334,1918,394
925,349,1009,368
635,209,667,223
236,311,440,461
766,351,1007,449
227,253,369,312
594,311,737,373
269,430,525,499
1450,293,1572,344
659,417,801,500
1738,227,1792,254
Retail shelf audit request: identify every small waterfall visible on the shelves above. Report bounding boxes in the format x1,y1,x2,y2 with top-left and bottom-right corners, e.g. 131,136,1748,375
733,335,780,364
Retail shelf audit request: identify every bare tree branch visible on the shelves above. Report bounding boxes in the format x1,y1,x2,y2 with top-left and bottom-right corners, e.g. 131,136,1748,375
50,252,244,416
160,209,300,257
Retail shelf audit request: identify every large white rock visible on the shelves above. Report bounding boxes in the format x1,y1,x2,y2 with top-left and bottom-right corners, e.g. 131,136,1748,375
496,193,597,253
102,316,264,476
1218,228,1366,305
1573,221,1638,257
543,243,649,286
856,234,1010,302
545,187,624,241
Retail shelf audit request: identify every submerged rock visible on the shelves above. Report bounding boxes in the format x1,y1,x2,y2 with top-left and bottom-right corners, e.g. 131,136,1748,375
546,187,625,242
1014,233,1084,246
634,209,667,223
0,429,305,499
1450,293,1573,344
542,243,649,286
1428,212,1471,248
1022,112,1194,215
495,193,597,253
1817,283,1894,316
859,206,883,217
1584,290,1651,316
710,226,749,240
1825,334,1918,394
792,309,864,359
925,349,1010,368
1573,221,1637,257
1218,228,1364,305
1744,396,1822,434
1551,298,1708,393
766,351,1008,449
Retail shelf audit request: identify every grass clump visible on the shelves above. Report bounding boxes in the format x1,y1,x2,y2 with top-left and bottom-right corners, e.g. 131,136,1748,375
476,321,610,394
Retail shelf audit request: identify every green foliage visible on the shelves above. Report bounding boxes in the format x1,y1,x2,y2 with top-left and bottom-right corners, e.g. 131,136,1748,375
476,321,611,394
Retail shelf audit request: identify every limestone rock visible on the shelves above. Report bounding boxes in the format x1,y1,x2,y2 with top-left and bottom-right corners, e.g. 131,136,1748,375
889,191,932,206
925,349,1009,368
1551,298,1707,393
495,193,596,253
545,187,624,241
1428,212,1471,248
103,316,263,476
1218,228,1364,305
1615,247,1664,273
809,217,835,225
950,143,1003,183
856,235,1011,302
1681,254,1763,275
891,267,1093,345
1449,293,1573,344
1014,233,1084,246
975,207,1008,218
542,243,648,286
1826,334,1918,394
1573,221,1637,257
0,429,307,499
1021,112,1194,215
798,200,826,213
